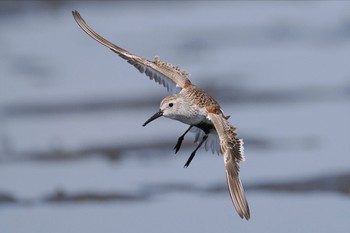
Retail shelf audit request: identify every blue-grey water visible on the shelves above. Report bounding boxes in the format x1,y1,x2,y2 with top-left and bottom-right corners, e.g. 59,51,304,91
1,1,350,233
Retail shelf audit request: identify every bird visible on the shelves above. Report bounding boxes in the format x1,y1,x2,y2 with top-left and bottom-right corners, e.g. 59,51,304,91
72,10,250,220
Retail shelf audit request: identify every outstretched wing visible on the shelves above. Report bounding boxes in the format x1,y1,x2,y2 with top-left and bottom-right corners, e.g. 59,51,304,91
208,112,250,220
72,10,191,93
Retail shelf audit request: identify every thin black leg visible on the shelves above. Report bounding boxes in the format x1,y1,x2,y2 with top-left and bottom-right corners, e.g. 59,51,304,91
173,125,193,154
184,134,208,168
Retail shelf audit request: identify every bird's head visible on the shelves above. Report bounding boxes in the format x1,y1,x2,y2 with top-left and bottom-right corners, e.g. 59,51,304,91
142,95,182,127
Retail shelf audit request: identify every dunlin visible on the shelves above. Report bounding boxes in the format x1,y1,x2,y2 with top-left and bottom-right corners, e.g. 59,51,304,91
72,10,250,220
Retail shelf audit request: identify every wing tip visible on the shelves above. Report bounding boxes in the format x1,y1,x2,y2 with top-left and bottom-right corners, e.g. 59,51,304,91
72,10,81,20
227,174,250,220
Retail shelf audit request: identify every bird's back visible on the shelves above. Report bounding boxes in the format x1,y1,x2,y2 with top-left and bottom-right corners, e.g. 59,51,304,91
183,84,221,113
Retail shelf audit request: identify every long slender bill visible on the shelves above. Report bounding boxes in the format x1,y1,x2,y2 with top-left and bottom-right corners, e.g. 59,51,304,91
142,110,163,127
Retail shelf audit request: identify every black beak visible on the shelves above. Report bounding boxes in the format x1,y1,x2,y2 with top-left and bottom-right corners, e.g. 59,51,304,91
142,110,163,127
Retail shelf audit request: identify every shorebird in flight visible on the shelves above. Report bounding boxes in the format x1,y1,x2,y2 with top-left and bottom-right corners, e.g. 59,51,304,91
72,10,250,220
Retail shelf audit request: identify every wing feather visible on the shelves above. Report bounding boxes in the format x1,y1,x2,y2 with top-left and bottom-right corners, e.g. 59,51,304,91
191,127,220,155
72,10,191,93
208,112,250,220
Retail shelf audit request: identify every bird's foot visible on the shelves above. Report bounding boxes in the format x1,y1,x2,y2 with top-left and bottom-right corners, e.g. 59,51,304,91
184,151,196,168
173,136,184,154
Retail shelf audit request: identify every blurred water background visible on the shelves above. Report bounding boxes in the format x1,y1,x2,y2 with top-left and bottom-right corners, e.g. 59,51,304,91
1,1,350,233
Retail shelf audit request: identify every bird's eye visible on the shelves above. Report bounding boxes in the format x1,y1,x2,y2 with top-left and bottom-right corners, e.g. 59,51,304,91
168,103,174,107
